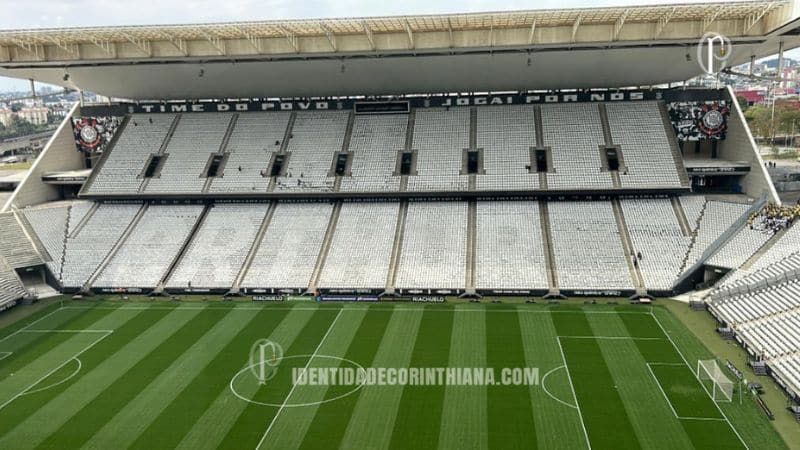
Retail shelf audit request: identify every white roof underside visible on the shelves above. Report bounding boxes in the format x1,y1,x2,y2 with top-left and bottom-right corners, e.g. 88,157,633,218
0,1,798,98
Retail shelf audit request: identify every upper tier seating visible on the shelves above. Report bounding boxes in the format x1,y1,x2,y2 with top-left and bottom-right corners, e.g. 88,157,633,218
395,201,467,289
606,101,683,188
340,115,405,192
318,202,399,289
407,108,470,192
167,203,270,289
241,202,332,289
85,101,686,196
273,111,348,192
94,205,203,288
86,114,176,194
209,113,291,193
476,105,539,191
548,201,632,290
475,201,548,290
145,113,233,193
542,103,612,189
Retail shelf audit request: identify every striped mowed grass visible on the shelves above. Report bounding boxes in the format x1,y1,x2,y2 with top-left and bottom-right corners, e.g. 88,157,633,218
0,300,787,450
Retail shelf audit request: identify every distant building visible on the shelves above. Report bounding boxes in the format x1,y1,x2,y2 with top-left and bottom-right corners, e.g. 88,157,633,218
0,107,49,126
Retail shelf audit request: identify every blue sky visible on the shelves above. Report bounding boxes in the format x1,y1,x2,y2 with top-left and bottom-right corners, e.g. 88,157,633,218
0,0,794,92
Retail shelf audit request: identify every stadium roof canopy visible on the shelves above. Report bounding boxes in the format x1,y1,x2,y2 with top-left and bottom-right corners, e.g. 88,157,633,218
1,0,799,99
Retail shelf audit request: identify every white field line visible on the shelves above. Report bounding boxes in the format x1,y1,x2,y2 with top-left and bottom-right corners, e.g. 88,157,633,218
255,308,344,450
558,336,664,340
646,363,682,419
556,337,592,450
0,307,66,345
21,357,82,396
540,365,578,410
58,305,653,315
648,360,730,423
21,329,113,333
649,311,749,449
0,352,11,362
0,330,112,412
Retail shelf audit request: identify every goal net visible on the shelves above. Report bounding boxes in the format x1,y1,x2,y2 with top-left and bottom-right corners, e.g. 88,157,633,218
697,359,734,402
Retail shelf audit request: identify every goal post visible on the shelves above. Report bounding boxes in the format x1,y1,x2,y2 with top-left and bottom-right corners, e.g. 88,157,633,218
697,359,734,402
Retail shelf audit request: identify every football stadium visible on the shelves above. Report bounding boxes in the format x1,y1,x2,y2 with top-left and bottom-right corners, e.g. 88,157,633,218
1,1,800,448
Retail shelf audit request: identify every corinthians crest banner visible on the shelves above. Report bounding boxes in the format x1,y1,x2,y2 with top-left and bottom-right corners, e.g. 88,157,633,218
72,116,123,153
668,101,729,141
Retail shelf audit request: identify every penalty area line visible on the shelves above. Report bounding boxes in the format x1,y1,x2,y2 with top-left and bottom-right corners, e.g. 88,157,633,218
649,311,749,450
0,330,112,412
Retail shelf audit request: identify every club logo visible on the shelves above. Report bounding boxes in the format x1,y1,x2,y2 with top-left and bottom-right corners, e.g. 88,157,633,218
697,32,732,75
249,339,284,385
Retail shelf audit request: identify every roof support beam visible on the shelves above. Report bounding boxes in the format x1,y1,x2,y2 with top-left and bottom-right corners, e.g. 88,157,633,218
88,37,116,57
161,32,188,56
613,10,629,41
744,2,778,33
11,39,45,61
655,7,677,39
119,32,152,57
277,25,299,52
447,18,454,48
404,19,414,50
233,26,262,53
45,37,80,58
362,21,375,51
198,28,226,56
703,5,726,31
319,22,336,52
528,19,537,45
571,15,582,43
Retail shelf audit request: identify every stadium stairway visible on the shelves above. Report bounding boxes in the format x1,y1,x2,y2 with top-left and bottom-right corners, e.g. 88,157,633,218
307,201,342,294
658,102,691,188
203,113,239,193
68,202,99,239
538,200,561,297
332,111,356,193
611,198,647,295
670,196,693,237
80,115,131,195
678,199,710,274
533,105,549,190
398,110,417,192
463,200,478,296
267,112,296,192
384,200,408,294
157,204,212,294
138,114,182,193
82,203,149,292
598,103,623,189
230,201,277,294
466,108,479,192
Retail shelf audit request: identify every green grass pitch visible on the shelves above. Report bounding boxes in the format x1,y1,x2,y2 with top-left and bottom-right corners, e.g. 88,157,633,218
0,299,787,449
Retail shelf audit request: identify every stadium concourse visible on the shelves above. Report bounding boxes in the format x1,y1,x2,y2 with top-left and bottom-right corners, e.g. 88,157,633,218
1,1,800,447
